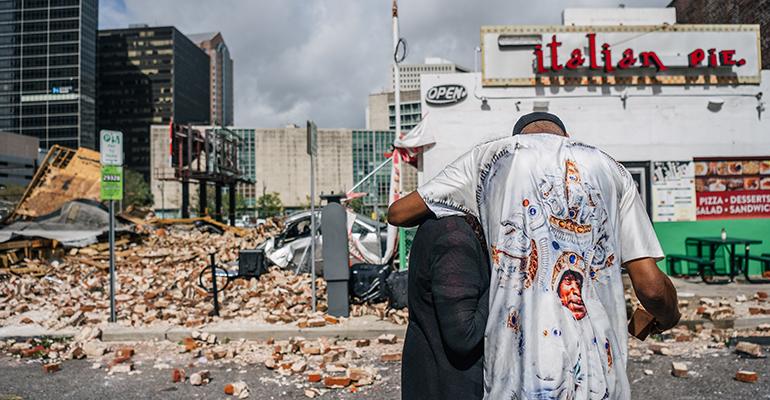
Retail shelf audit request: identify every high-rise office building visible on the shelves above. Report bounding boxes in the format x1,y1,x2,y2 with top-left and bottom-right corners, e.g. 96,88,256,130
352,130,394,213
188,32,233,126
390,57,469,92
0,0,98,150
97,25,210,179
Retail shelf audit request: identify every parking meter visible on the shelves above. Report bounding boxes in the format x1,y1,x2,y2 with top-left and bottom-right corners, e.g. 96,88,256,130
321,200,350,317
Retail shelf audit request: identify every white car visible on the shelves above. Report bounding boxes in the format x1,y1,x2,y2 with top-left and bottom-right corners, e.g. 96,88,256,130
260,210,389,275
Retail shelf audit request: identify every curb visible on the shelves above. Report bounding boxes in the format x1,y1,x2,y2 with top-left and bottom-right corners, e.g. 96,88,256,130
0,319,407,343
678,317,770,330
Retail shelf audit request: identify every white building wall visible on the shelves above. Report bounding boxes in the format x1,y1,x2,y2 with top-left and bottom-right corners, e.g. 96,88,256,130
418,72,770,184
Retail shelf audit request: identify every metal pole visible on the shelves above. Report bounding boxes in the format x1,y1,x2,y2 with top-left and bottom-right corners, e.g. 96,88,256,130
210,253,219,316
372,130,382,257
310,151,317,312
109,200,116,323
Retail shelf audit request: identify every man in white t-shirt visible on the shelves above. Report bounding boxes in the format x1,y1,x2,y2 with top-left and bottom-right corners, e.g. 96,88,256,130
389,113,680,400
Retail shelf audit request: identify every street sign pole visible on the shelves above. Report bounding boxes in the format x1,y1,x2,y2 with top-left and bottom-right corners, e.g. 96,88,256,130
307,121,318,312
109,200,116,322
100,129,123,323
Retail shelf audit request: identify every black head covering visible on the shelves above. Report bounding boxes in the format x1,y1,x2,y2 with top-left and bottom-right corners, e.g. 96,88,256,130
512,112,566,136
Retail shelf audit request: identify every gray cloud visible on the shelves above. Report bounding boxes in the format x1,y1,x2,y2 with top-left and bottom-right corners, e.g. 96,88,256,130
101,0,670,128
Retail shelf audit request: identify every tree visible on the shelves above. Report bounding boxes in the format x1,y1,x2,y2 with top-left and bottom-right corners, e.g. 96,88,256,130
256,192,283,218
347,197,366,215
123,169,153,207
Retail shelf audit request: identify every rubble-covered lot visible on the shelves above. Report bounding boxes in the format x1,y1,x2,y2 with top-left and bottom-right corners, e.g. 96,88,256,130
0,326,769,400
0,223,407,331
0,334,405,400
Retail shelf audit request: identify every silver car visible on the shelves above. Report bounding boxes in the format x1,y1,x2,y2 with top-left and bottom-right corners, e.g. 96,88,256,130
261,210,389,275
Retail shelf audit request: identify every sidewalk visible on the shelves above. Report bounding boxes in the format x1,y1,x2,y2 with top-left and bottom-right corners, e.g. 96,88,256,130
0,315,407,342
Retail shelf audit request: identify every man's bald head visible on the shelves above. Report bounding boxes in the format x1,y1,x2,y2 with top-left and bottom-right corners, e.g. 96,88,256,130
520,120,568,137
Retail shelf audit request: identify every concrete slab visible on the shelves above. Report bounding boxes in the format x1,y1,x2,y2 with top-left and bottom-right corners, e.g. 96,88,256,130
199,316,406,341
734,316,770,329
101,324,169,342
165,327,192,343
0,324,76,340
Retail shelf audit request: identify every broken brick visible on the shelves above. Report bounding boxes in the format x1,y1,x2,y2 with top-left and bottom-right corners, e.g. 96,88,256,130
735,370,758,383
307,372,322,383
735,341,765,358
42,362,61,373
380,352,402,362
377,334,397,344
182,337,198,352
671,362,688,378
172,368,185,383
224,383,235,395
189,370,210,386
115,347,134,359
323,376,351,388
355,339,370,348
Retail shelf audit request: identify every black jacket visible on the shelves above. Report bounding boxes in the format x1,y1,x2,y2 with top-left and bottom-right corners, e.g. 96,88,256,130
402,216,490,400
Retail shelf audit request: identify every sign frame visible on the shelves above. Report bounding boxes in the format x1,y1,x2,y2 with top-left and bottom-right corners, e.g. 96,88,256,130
481,24,762,87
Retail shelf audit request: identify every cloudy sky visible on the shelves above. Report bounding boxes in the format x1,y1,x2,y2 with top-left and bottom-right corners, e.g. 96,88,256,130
100,0,670,129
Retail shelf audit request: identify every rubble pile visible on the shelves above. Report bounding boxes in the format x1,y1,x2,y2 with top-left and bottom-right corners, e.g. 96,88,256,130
628,314,769,384
0,219,408,330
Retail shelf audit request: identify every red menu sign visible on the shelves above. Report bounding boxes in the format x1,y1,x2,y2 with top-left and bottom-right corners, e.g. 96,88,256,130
697,190,770,220
695,158,770,220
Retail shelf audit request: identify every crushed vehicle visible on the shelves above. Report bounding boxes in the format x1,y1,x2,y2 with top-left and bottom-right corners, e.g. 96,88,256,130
260,210,389,275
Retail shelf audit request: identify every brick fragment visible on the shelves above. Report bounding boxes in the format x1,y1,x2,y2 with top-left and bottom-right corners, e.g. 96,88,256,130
307,318,326,328
323,376,352,388
307,372,322,383
291,361,308,374
380,352,402,362
189,370,210,386
172,368,185,383
671,362,688,378
735,370,758,383
735,341,766,358
377,334,397,344
355,339,370,348
649,343,672,356
182,337,198,352
116,347,134,359
224,383,235,395
42,362,61,373
110,362,134,373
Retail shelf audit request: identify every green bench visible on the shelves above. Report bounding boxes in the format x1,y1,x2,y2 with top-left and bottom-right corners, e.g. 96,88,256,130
734,252,770,283
665,238,730,284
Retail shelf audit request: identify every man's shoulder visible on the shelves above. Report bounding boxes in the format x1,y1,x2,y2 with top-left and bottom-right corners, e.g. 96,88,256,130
568,140,630,180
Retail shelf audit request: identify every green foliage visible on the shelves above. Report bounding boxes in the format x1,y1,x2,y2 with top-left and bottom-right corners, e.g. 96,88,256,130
123,169,153,207
256,192,283,218
0,184,26,202
347,197,366,215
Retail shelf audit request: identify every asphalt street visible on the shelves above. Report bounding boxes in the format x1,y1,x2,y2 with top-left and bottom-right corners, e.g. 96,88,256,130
1,347,769,399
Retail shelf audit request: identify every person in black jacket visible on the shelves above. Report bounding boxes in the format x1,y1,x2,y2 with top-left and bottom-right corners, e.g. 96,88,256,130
401,215,490,400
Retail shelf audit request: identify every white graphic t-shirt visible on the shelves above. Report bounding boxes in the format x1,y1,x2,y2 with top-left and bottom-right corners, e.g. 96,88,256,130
417,134,664,400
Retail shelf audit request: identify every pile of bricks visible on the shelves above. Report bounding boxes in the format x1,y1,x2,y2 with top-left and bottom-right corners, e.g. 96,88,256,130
0,222,408,331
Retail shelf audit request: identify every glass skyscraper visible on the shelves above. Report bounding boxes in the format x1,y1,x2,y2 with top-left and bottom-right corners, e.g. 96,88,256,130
352,129,394,213
0,0,97,150
97,25,210,179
